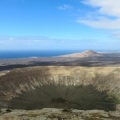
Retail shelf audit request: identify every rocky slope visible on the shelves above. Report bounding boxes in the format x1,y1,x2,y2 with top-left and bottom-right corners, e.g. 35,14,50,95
0,66,120,110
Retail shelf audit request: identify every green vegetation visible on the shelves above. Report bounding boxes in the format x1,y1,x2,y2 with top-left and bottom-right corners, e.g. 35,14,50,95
9,84,118,111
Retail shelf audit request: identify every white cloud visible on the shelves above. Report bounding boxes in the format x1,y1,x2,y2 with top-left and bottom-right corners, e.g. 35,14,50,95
0,36,105,50
78,17,120,29
0,36,55,50
83,0,120,17
0,36,50,41
58,4,73,10
77,0,120,30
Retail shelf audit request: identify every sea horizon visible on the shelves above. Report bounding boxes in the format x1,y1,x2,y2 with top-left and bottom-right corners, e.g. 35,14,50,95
0,49,120,59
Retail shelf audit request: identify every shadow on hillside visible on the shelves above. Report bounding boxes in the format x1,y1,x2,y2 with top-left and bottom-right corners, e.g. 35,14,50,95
9,85,118,111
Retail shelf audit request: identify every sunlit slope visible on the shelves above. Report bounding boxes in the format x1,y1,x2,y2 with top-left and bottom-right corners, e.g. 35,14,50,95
0,66,120,110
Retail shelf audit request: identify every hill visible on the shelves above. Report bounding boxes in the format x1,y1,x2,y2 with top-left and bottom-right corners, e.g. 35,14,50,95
60,50,99,57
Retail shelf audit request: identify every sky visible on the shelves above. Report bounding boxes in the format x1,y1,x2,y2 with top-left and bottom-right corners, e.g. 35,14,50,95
0,0,120,51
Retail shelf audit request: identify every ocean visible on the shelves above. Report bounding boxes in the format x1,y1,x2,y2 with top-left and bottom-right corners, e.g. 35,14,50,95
0,50,83,59
0,50,119,59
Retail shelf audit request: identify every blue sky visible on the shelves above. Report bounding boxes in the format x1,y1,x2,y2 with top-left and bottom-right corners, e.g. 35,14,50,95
0,0,120,50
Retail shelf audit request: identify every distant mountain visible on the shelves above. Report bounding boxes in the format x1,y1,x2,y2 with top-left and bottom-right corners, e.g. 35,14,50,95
0,50,120,71
60,50,99,58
